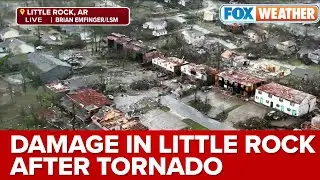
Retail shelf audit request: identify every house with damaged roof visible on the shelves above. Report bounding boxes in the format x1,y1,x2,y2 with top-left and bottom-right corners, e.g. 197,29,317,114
142,50,166,65
221,50,250,67
181,29,205,47
123,39,147,62
180,63,220,85
104,33,132,50
27,53,71,83
255,82,316,116
152,56,189,75
61,88,113,122
216,70,266,97
89,106,148,130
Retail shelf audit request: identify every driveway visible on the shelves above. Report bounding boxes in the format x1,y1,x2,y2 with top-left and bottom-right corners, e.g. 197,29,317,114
224,102,270,127
180,89,244,119
161,95,234,130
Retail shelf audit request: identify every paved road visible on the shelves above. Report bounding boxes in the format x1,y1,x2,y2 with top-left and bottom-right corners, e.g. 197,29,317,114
161,95,234,130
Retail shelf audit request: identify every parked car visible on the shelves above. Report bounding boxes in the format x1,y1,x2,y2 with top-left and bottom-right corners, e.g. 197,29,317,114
107,95,114,100
36,46,45,50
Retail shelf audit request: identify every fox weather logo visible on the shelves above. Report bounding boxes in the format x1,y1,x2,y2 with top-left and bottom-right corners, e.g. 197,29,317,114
220,5,256,23
219,4,319,24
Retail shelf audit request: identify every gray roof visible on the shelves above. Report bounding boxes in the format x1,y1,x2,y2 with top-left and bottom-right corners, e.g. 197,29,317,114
27,53,71,72
154,29,167,33
184,29,205,37
150,19,166,26
291,67,320,79
0,38,25,49
0,27,18,35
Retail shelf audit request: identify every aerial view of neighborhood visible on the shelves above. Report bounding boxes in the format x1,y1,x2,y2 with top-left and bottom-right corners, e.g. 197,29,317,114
0,0,319,131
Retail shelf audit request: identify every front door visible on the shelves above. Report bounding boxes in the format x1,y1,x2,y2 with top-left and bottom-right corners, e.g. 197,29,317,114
280,105,284,112
270,102,274,108
260,97,263,104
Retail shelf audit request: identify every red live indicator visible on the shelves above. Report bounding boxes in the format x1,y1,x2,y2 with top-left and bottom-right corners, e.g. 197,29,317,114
16,7,130,26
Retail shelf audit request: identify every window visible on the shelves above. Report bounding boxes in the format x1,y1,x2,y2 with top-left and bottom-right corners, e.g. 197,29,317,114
258,90,262,94
256,96,259,99
268,94,272,98
290,102,295,106
279,98,283,102
266,100,269,103
292,110,297,116
287,108,291,111
276,104,280,107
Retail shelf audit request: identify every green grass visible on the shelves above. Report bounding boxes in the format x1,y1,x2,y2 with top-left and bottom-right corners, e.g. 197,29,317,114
288,59,303,66
160,106,170,112
182,118,209,130
309,64,320,70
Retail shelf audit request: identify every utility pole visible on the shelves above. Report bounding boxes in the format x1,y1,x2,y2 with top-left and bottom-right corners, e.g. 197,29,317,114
72,102,76,130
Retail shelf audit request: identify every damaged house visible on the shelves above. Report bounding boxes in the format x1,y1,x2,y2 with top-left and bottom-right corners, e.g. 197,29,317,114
142,50,166,65
276,40,297,55
221,50,250,67
89,106,148,130
123,39,146,62
223,23,247,34
180,63,220,85
216,70,266,97
45,81,70,97
244,28,268,43
308,49,320,64
152,56,188,75
255,82,317,116
105,33,131,51
181,29,205,47
61,88,113,122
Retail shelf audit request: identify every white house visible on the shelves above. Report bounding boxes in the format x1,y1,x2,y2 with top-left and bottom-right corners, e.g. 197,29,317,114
255,82,317,116
152,29,168,37
152,57,188,74
276,40,297,54
0,27,19,41
203,10,217,21
308,49,320,64
143,19,167,30
178,0,190,6
143,19,168,37
244,29,268,43
0,38,35,55
182,29,205,47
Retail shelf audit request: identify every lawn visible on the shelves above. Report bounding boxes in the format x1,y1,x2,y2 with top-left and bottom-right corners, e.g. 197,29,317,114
182,118,209,130
288,59,303,66
160,106,170,112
